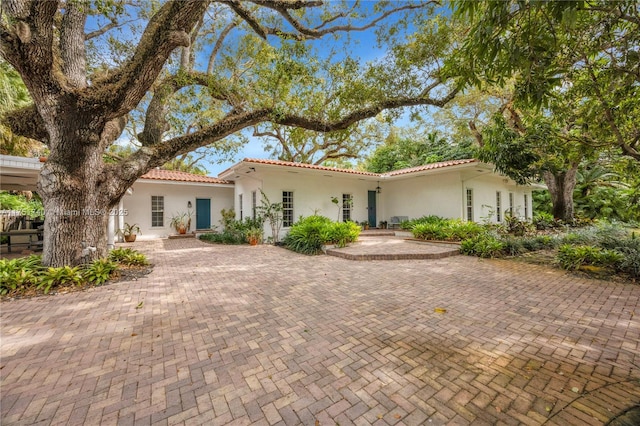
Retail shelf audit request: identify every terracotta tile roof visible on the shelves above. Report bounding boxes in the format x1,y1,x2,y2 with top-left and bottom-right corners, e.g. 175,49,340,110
220,158,480,179
140,168,232,184
238,158,379,176
383,159,478,177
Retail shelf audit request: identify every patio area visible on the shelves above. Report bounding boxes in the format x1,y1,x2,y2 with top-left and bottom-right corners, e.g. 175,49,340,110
1,237,639,425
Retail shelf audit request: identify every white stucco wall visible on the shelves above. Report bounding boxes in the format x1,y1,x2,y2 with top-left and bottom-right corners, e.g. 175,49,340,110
233,169,380,239
383,172,464,220
462,174,532,223
120,180,234,239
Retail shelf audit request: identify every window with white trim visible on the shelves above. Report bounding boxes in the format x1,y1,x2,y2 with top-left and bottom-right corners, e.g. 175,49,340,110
151,196,164,227
509,192,514,217
524,194,529,219
282,191,294,227
251,191,257,220
496,191,502,222
466,189,473,222
342,194,352,222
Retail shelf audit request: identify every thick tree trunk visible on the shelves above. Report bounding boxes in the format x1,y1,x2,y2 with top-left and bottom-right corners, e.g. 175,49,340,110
542,166,578,222
38,141,113,266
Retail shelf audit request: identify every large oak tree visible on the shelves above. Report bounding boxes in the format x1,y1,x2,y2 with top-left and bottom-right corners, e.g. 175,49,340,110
1,0,457,266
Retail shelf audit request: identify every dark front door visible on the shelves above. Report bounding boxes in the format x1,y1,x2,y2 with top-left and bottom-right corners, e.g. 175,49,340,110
196,198,211,229
367,190,377,227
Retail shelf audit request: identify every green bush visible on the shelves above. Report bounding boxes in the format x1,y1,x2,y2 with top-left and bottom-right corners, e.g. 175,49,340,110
521,235,559,251
401,215,445,230
326,221,361,248
556,244,624,270
460,233,505,258
412,219,483,241
38,266,83,294
533,212,556,230
108,248,149,266
501,236,525,256
0,255,43,295
284,215,332,255
84,258,118,285
199,231,246,245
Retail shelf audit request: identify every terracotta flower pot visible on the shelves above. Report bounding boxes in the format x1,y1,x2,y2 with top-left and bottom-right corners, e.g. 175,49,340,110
124,234,137,242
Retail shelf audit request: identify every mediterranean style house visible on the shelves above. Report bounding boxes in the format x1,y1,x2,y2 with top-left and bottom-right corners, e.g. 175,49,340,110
0,155,537,245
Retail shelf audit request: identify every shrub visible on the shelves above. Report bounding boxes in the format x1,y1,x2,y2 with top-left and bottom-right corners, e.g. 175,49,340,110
412,219,483,241
108,248,149,266
521,235,559,251
84,258,118,285
501,236,525,256
326,221,361,248
504,214,534,237
460,233,505,258
556,244,624,270
38,266,83,294
0,255,43,295
401,215,445,230
284,215,332,255
533,212,556,230
199,231,245,245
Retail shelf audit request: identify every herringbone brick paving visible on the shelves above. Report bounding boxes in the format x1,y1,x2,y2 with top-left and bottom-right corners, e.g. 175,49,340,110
1,238,639,425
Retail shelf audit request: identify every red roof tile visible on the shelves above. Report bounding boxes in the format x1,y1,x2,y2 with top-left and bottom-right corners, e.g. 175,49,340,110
236,158,379,176
383,159,478,176
140,168,232,184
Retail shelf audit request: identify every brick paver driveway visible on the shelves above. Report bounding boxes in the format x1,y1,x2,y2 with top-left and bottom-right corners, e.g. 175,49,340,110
1,239,639,425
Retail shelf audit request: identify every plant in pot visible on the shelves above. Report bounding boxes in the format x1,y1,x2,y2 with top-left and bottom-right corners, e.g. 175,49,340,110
379,220,388,229
246,227,263,246
361,220,369,230
170,212,191,234
118,223,141,242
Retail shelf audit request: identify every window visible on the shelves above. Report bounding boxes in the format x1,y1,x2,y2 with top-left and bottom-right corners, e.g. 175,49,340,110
466,189,473,222
151,196,164,227
252,191,257,220
496,191,502,222
509,192,514,217
524,194,529,219
342,194,352,222
239,194,243,220
282,191,294,227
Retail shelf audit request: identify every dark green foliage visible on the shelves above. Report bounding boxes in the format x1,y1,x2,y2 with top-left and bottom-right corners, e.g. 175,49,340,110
39,266,83,294
460,233,505,258
284,216,331,255
520,235,558,252
556,245,624,271
501,236,524,256
283,215,361,255
202,211,266,245
504,214,534,236
199,232,246,245
412,219,483,241
533,212,556,230
400,215,445,230
364,134,475,173
108,248,149,266
84,258,118,285
0,255,42,294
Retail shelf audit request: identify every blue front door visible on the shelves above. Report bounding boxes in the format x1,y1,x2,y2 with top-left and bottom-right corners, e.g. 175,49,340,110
368,190,377,227
196,198,211,230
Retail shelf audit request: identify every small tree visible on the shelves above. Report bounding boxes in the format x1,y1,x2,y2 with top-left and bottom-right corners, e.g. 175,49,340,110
257,190,283,244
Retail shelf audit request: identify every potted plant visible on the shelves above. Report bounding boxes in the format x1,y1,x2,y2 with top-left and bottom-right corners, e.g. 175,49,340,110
118,223,141,242
246,227,263,246
361,220,369,230
379,220,388,229
170,212,190,234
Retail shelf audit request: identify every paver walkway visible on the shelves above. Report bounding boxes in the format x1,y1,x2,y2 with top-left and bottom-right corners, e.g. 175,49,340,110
1,238,639,425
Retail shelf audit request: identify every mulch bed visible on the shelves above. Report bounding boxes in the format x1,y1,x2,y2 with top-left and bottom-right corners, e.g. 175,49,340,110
0,264,153,302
